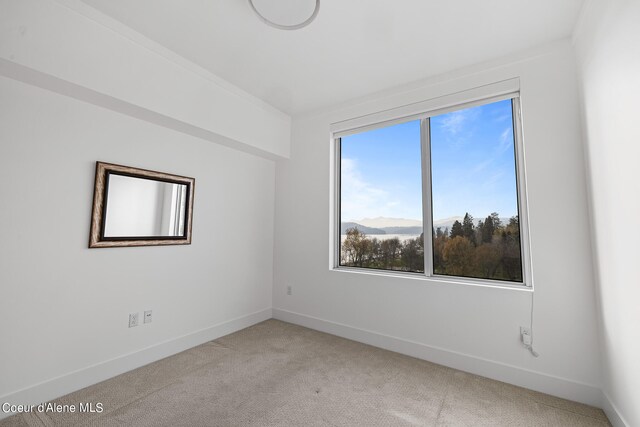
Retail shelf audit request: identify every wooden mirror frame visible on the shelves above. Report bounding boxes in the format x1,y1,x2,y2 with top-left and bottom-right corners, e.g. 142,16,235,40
89,162,195,248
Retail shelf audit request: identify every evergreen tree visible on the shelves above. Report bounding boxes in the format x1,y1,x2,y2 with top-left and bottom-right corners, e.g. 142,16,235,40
481,215,494,243
450,220,464,238
490,212,503,230
462,213,476,245
475,219,484,245
433,228,448,274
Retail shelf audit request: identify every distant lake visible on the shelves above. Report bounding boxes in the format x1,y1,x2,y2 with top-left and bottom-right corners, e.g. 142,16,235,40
341,234,420,244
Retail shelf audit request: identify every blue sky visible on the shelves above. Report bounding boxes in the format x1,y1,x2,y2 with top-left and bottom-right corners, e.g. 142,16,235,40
340,99,519,223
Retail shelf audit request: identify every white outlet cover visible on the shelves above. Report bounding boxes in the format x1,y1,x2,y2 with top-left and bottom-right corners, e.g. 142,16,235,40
144,310,152,324
128,313,139,328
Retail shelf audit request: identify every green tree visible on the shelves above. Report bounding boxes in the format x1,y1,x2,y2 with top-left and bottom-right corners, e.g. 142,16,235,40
481,215,494,243
433,228,448,274
506,216,519,235
490,212,503,230
475,219,484,245
450,220,464,238
462,213,476,245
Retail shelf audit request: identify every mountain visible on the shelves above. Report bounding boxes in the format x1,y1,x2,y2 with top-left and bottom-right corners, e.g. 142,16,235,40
343,216,515,236
340,223,423,236
380,226,423,235
353,217,422,228
432,217,463,232
340,222,386,235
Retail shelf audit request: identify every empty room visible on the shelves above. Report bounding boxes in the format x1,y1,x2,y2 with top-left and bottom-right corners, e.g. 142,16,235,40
0,0,638,426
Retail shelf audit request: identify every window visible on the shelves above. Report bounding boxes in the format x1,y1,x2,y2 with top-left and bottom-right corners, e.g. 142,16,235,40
335,94,529,286
339,120,424,272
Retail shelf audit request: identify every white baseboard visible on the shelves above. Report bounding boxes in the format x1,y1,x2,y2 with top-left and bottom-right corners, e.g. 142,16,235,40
272,308,602,408
2,307,613,423
600,391,629,427
0,308,272,421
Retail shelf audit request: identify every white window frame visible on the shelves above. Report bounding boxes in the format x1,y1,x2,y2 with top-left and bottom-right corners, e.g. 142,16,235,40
330,80,533,289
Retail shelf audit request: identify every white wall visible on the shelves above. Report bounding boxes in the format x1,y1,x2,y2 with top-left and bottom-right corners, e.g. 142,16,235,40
574,0,640,425
273,42,603,405
0,75,274,408
0,0,284,416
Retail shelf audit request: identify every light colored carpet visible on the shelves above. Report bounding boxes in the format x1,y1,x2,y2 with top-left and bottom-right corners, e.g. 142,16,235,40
1,320,610,426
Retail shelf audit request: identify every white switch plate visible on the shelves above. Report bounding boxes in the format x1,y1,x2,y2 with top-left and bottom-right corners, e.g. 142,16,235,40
144,310,152,324
128,313,139,328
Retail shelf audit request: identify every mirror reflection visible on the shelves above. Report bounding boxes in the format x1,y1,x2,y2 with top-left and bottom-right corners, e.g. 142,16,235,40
89,161,194,248
103,174,188,238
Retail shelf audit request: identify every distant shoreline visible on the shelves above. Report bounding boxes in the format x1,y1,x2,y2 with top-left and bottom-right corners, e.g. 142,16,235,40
340,234,420,243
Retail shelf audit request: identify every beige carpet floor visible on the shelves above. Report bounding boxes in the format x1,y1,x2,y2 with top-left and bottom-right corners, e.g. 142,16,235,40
1,320,610,426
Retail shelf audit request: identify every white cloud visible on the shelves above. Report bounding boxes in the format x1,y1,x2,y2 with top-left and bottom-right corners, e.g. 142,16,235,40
341,158,389,221
482,170,506,191
498,127,513,153
340,158,419,222
439,110,467,134
493,112,511,123
470,158,493,174
438,107,481,135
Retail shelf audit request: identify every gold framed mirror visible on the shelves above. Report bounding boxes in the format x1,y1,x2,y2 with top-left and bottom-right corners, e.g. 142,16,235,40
89,162,195,248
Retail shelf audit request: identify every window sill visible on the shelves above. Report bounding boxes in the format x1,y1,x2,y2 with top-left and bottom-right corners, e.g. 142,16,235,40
331,266,533,292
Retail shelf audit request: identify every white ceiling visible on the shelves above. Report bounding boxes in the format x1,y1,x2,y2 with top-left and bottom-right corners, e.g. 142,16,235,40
80,0,585,115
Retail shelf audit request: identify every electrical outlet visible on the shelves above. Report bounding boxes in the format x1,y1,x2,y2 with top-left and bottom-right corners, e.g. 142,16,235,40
128,313,139,328
144,310,152,324
287,285,292,295
520,326,532,345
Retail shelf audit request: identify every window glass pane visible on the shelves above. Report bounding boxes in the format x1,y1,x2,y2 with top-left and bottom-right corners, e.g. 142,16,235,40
340,120,424,272
430,99,523,282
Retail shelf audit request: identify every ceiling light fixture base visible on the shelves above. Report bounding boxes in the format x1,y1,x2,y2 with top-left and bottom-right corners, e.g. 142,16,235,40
248,0,320,30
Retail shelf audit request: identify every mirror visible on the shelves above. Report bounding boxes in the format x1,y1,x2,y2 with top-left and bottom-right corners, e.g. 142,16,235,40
89,162,195,248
